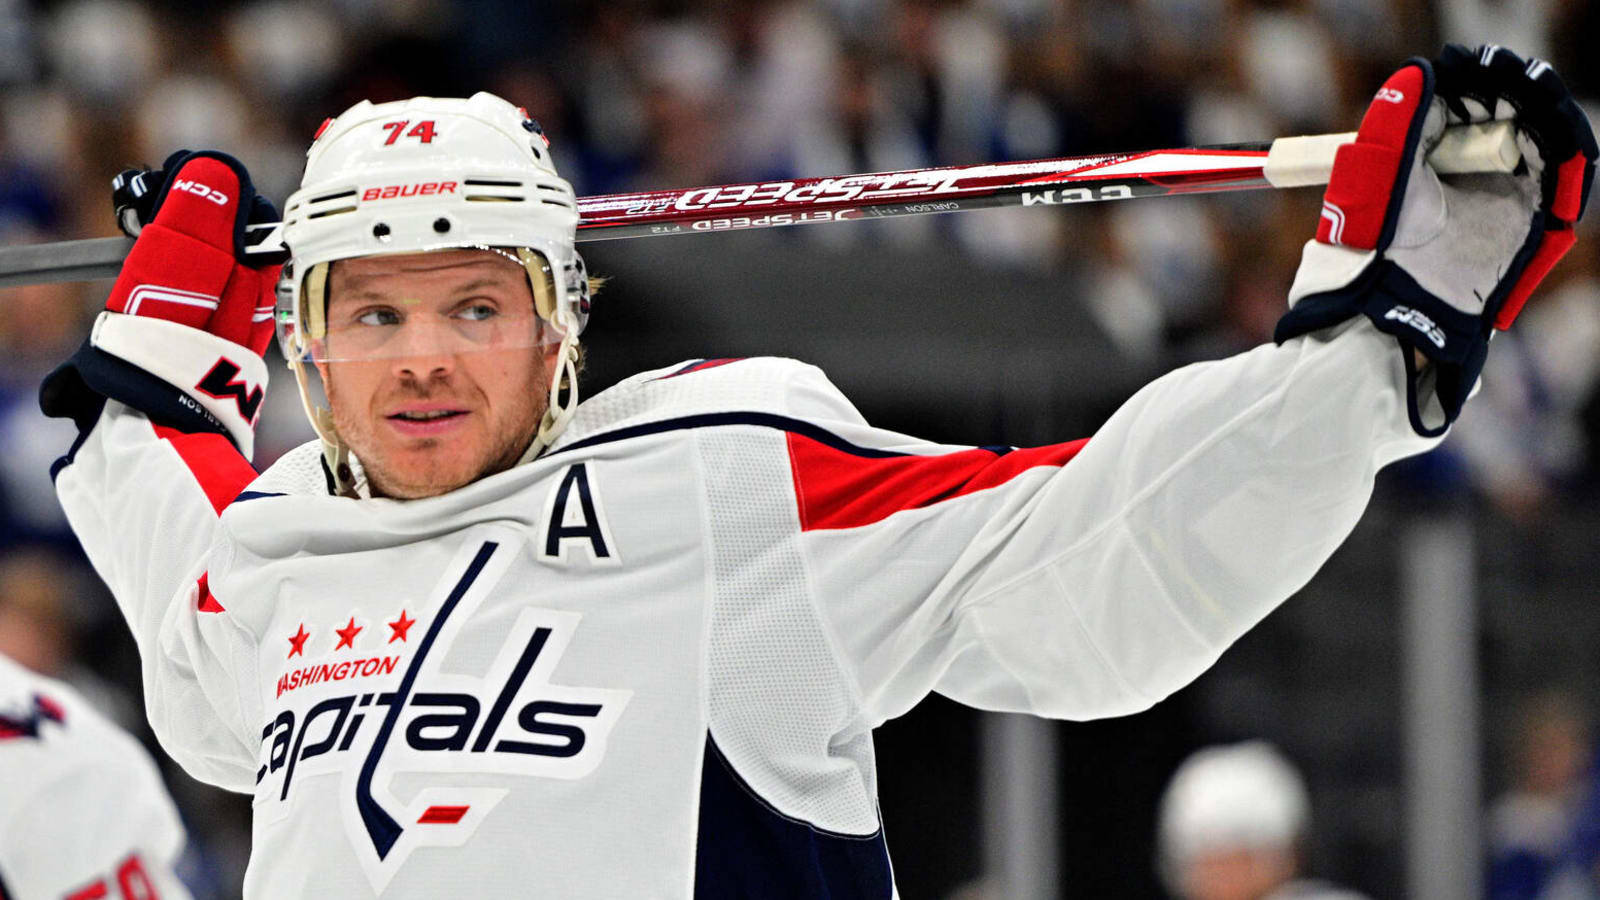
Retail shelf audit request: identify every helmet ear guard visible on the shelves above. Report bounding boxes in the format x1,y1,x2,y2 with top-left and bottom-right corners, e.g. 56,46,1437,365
515,245,584,468
278,258,355,492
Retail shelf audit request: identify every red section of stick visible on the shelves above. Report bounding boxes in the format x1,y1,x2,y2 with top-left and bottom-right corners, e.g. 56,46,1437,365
573,144,1271,241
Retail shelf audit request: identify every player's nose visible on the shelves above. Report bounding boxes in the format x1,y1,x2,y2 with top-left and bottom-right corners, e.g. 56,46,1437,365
391,355,454,381
387,322,458,380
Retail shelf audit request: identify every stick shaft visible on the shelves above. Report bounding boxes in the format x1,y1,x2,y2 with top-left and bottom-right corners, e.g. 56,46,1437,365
576,142,1277,241
0,122,1518,288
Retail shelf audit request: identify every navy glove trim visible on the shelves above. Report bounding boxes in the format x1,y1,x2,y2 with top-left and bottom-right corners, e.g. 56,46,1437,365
1434,44,1599,217
40,339,238,478
1376,56,1437,254
1276,259,1505,437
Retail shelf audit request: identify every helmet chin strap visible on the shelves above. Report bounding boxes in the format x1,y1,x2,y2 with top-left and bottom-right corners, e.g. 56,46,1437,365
514,246,583,464
287,350,363,497
520,328,580,465
282,260,365,497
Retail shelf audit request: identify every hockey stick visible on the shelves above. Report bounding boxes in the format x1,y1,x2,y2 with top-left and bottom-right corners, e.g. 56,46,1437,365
0,121,1518,289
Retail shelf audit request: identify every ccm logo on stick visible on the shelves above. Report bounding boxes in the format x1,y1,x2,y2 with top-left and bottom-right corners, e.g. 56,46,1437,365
1022,186,1135,205
361,182,459,202
173,179,228,205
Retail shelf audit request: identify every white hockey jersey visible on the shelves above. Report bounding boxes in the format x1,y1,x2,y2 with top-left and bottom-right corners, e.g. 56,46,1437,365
51,319,1437,897
0,653,192,900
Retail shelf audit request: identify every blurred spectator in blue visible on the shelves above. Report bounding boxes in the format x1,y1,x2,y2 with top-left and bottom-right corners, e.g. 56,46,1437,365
1443,237,1600,522
0,147,85,546
0,96,63,236
0,231,92,547
1489,694,1594,899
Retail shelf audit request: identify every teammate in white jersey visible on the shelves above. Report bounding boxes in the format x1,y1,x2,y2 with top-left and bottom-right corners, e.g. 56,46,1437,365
0,652,193,900
38,46,1595,897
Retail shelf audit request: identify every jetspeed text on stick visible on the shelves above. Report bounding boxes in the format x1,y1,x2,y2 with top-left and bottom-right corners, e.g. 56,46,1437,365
688,210,859,232
670,173,967,212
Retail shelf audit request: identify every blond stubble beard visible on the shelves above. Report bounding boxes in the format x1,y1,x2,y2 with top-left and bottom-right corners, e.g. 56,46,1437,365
325,358,550,500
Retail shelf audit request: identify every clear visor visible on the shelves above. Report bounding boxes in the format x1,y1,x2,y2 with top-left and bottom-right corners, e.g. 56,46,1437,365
277,246,567,364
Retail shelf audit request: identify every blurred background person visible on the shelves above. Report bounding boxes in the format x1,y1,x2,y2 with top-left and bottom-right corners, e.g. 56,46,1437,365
0,649,192,898
1487,694,1595,900
0,545,137,725
1157,742,1369,900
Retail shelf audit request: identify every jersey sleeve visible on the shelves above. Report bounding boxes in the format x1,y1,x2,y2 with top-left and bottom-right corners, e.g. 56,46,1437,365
42,323,270,791
792,319,1438,726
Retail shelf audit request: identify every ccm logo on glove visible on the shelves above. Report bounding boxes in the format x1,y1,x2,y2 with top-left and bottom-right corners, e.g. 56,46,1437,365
1383,306,1447,349
1375,87,1406,104
172,178,229,205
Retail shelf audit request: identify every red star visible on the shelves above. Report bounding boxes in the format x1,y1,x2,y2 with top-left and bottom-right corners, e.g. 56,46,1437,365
287,624,310,658
335,617,363,651
388,610,416,644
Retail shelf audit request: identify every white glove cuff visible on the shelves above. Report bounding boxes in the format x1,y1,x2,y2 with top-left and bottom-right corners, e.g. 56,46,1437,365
1287,239,1375,308
91,311,266,458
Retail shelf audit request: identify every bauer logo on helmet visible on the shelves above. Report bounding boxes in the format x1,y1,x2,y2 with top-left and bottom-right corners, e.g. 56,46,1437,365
360,181,460,202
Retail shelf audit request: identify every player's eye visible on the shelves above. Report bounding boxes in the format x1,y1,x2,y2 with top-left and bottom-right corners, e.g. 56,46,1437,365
455,301,500,322
355,307,402,327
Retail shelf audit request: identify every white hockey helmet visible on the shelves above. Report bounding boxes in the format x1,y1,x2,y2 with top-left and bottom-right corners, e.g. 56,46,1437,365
276,91,590,495
1156,741,1310,891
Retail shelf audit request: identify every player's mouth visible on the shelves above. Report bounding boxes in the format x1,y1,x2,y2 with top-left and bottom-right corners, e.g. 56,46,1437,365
385,405,471,437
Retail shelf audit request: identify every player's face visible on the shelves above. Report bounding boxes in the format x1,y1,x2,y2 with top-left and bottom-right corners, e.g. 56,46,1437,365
1177,848,1297,900
319,249,559,499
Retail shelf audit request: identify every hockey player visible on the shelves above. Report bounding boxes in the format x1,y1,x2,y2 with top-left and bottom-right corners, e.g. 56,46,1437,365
1156,742,1368,900
0,652,193,899
38,46,1595,897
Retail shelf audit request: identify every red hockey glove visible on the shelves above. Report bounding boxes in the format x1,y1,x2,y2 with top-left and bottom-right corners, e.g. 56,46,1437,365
1274,44,1596,436
42,151,283,459
106,150,280,355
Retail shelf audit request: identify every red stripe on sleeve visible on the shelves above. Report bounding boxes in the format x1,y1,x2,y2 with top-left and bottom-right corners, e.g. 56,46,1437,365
787,432,1088,531
151,424,258,514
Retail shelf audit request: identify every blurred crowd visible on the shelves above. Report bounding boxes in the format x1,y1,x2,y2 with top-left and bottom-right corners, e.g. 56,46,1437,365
4,0,1600,896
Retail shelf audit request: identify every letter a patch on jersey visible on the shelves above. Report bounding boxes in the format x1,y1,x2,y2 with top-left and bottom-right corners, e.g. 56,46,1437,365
539,464,620,566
